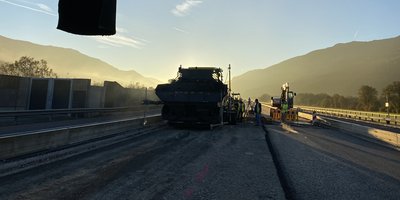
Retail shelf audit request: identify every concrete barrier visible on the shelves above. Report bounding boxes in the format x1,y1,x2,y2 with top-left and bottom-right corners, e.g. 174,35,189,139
298,111,399,148
0,114,162,160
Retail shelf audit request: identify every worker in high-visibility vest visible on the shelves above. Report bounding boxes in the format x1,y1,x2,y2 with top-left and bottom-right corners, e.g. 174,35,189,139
236,99,245,122
281,102,288,123
254,99,262,126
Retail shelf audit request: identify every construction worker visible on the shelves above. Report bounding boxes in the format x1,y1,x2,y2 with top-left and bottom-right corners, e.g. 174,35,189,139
236,98,245,122
254,99,262,126
247,97,253,115
312,111,317,125
281,101,288,123
235,99,241,122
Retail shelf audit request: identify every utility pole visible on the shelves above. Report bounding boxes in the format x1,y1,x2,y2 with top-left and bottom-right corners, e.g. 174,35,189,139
228,64,231,97
143,87,148,126
228,64,232,123
385,94,390,124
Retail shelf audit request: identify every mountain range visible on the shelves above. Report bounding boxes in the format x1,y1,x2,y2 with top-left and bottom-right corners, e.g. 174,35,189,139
1,35,399,96
232,36,400,98
0,35,160,87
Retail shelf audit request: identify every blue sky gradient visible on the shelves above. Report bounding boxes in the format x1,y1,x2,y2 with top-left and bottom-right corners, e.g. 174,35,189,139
0,0,399,81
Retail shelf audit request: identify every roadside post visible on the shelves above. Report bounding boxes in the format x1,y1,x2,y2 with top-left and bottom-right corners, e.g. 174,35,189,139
385,95,390,125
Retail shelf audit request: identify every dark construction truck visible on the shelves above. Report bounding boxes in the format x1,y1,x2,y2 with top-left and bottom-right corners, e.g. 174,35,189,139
155,66,230,125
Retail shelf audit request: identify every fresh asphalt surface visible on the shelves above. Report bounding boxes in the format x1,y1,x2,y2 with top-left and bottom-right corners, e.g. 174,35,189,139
0,123,284,200
1,120,399,199
266,123,400,199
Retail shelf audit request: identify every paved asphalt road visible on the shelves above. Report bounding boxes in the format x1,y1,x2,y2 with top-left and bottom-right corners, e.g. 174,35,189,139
1,121,399,200
266,123,400,199
0,124,285,200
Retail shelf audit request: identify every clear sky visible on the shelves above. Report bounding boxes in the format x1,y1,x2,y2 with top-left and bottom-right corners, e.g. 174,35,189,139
0,0,399,82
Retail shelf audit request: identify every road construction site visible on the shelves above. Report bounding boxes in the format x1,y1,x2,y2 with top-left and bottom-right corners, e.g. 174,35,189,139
1,113,399,200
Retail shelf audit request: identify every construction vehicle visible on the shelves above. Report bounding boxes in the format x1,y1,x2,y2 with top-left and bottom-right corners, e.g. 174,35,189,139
225,92,242,124
271,82,296,109
270,83,298,121
155,65,238,125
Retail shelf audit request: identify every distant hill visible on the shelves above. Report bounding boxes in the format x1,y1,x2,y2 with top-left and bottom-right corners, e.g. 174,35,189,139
233,36,400,98
0,35,160,87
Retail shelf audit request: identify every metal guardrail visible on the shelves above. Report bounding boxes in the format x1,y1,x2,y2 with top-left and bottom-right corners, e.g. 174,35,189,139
298,105,400,127
0,105,162,125
260,102,399,127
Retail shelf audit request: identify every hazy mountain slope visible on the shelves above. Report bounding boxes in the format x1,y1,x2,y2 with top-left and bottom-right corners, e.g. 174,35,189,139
0,35,160,87
233,36,400,98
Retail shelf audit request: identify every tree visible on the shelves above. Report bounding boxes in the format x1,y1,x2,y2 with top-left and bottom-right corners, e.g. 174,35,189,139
331,94,346,108
382,81,400,113
358,85,378,111
318,94,333,107
295,93,318,106
127,81,146,89
0,56,57,78
343,96,358,110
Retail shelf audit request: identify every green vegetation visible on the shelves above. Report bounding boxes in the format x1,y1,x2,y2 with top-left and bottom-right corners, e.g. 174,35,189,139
358,85,379,111
294,93,358,110
0,56,57,78
259,82,400,113
382,81,400,113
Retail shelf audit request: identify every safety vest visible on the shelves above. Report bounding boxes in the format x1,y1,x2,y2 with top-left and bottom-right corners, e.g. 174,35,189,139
241,102,245,112
255,103,261,113
282,103,288,113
